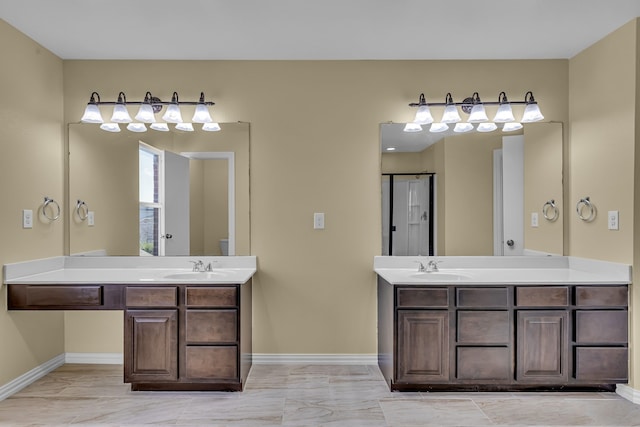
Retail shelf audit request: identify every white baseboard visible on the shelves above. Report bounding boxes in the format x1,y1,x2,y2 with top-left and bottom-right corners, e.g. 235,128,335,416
65,352,123,364
252,353,378,365
0,354,65,402
616,384,640,404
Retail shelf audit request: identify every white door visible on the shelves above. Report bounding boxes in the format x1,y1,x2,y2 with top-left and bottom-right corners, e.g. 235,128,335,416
502,135,524,255
164,151,190,255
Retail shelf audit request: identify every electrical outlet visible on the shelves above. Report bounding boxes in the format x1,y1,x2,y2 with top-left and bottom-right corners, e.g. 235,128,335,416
314,212,325,229
608,210,619,230
531,212,539,228
22,209,33,229
88,211,95,226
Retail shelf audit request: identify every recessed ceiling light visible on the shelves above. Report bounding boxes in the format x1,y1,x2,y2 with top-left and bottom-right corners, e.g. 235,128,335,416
386,147,396,151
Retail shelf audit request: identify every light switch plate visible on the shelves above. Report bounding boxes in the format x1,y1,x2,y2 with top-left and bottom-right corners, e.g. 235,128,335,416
608,210,619,230
314,212,325,229
22,209,33,229
88,211,95,227
531,212,539,228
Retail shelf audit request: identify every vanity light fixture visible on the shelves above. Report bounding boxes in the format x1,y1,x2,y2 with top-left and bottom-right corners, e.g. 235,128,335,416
403,122,423,132
405,90,544,133
429,123,449,133
477,122,498,132
80,91,217,132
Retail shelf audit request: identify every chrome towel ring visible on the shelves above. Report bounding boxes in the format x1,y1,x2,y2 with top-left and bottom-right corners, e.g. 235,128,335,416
542,199,559,222
76,200,89,221
43,196,61,221
576,196,596,222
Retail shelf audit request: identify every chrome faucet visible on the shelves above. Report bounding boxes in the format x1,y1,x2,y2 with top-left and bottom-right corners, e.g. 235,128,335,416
418,259,441,273
191,260,205,272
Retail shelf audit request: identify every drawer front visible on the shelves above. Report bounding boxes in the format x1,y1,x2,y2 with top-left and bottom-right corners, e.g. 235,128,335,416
185,286,237,307
457,311,510,344
457,287,508,308
457,347,511,380
185,346,238,380
126,287,177,307
397,287,449,308
575,347,628,382
575,311,628,344
576,286,628,307
185,310,238,343
24,285,102,307
516,286,568,307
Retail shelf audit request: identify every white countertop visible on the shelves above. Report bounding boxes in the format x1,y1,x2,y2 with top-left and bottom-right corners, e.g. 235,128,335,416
3,256,257,285
374,256,631,285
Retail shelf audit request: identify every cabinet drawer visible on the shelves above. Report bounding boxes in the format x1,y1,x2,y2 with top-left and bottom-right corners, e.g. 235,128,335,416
576,286,627,307
575,347,628,381
126,287,177,307
457,311,510,344
457,287,508,308
185,346,238,379
516,286,568,307
22,285,102,307
575,311,628,344
185,287,237,307
397,287,449,308
185,310,238,343
457,347,511,380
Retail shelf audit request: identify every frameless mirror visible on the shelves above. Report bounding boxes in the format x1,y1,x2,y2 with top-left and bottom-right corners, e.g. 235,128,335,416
381,122,563,256
68,122,250,256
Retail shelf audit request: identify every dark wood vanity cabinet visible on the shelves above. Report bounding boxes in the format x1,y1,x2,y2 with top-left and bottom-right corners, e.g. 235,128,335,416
378,279,628,391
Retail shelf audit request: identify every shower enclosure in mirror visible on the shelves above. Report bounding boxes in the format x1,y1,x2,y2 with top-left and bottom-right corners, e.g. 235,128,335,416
68,122,250,257
382,173,434,256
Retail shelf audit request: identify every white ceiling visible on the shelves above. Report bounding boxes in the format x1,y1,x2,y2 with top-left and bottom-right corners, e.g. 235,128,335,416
1,0,639,60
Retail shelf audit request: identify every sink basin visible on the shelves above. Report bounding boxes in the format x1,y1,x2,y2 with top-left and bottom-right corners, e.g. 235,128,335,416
164,271,230,280
409,272,471,281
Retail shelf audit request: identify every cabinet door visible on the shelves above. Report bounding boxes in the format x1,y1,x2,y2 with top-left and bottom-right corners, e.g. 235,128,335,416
124,310,178,383
517,310,568,382
397,310,449,383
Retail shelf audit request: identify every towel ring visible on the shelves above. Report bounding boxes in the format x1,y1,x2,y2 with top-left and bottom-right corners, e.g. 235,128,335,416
76,200,89,221
43,197,61,221
542,199,559,222
576,196,596,222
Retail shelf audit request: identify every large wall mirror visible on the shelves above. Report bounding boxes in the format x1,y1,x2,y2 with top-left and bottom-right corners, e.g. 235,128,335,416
68,122,250,256
381,122,563,256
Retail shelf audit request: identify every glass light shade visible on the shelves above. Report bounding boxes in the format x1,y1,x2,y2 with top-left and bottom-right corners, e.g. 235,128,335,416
502,122,523,132
521,103,544,122
150,123,170,132
175,122,194,132
202,122,221,132
477,122,498,132
162,104,183,123
403,122,423,132
493,103,515,123
429,123,449,133
110,104,132,123
192,104,213,123
99,123,121,132
134,104,156,123
126,123,147,132
441,105,461,123
414,105,434,125
453,123,474,133
80,104,104,123
467,104,488,123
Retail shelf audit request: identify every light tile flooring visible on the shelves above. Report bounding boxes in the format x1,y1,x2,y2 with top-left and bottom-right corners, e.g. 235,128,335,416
0,364,639,426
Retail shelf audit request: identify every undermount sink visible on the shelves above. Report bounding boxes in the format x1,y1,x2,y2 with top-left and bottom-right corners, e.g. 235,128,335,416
409,271,471,281
164,271,230,280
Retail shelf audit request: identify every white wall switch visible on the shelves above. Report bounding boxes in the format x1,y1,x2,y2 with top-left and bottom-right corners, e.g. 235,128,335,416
607,210,619,230
22,209,33,229
531,212,539,228
88,211,95,226
314,212,325,229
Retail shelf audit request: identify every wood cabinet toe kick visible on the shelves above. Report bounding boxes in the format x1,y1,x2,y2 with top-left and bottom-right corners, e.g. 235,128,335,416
7,281,252,392
378,279,629,392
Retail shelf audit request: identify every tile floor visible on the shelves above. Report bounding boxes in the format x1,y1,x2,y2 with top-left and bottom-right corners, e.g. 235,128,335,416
0,364,639,426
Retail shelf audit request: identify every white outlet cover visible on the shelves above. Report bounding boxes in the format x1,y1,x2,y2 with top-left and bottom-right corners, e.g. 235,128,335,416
531,212,539,228
607,210,619,230
22,209,33,229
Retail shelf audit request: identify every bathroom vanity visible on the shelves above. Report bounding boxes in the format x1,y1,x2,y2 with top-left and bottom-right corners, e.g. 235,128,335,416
376,256,631,392
4,256,255,392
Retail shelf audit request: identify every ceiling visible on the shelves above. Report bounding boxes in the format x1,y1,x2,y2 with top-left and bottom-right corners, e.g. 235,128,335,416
1,0,639,60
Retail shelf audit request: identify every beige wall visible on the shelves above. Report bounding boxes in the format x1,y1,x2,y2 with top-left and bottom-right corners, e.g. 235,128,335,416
0,20,65,384
569,19,638,386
